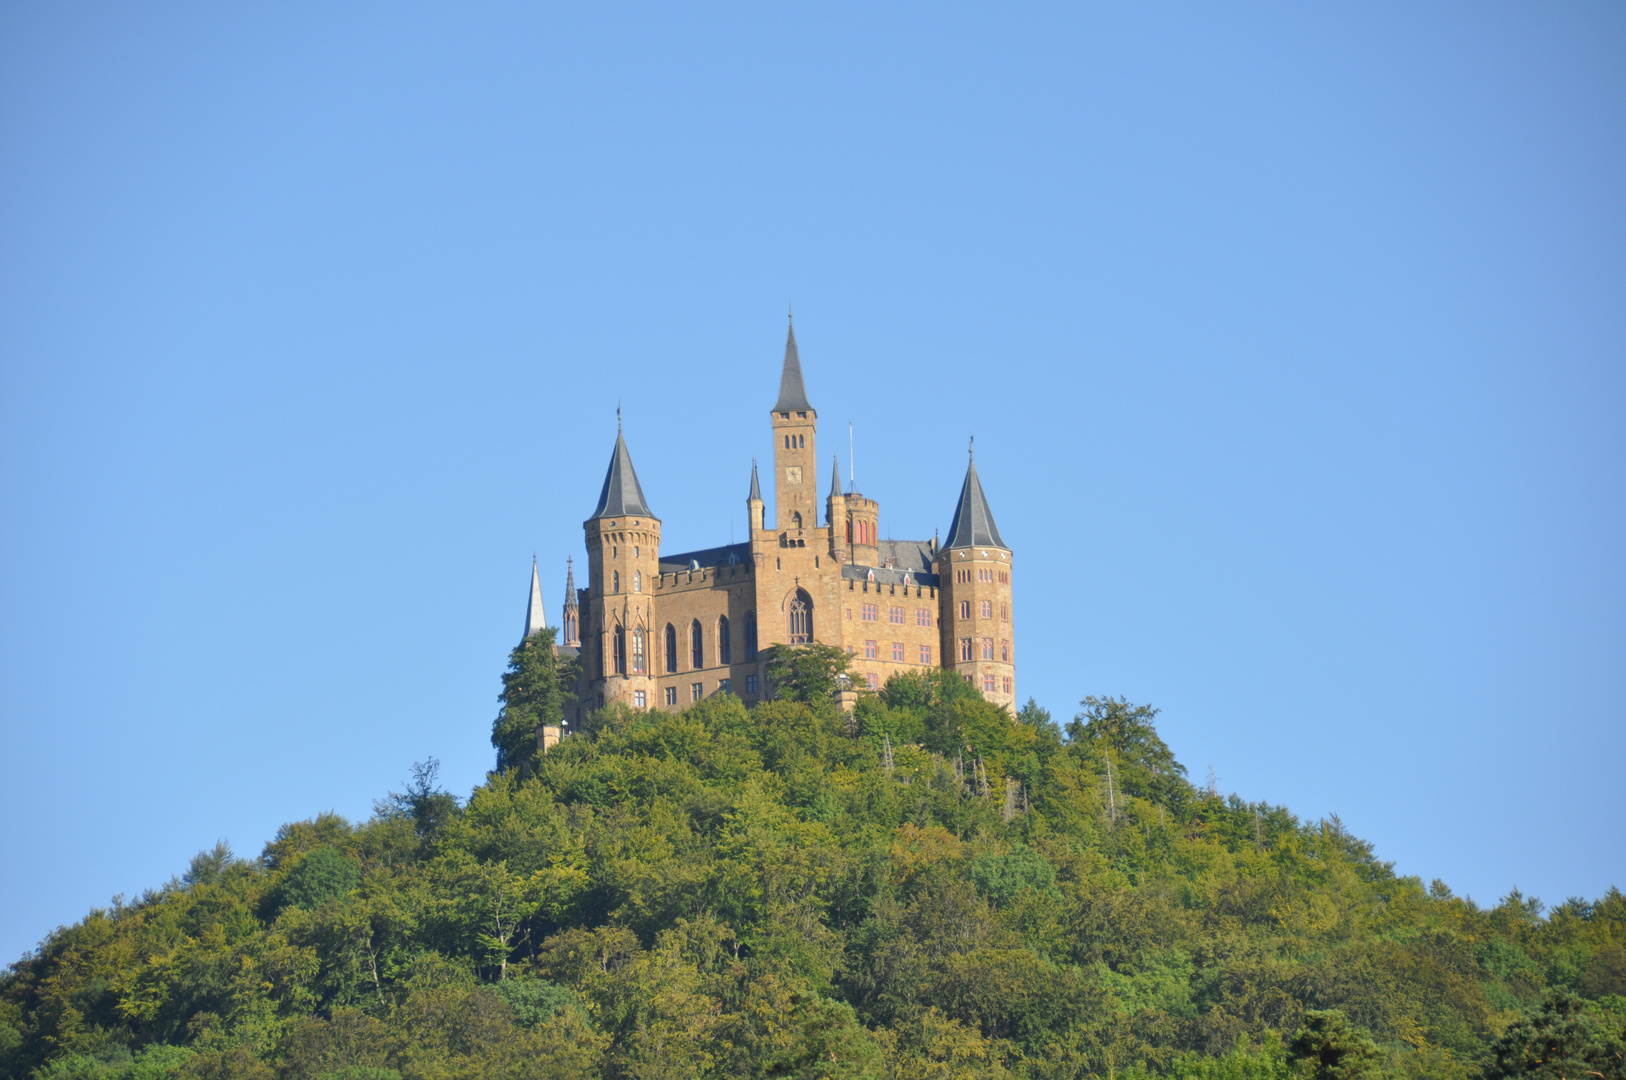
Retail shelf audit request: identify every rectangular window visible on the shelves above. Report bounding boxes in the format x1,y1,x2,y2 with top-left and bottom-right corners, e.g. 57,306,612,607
845,607,852,620
982,637,994,660
865,673,878,690
691,682,703,702
919,644,931,664
916,608,932,627
981,600,993,618
862,603,877,621
959,600,970,619
1001,602,1009,621
718,678,730,693
745,674,758,694
1003,676,1013,694
1001,639,1010,661
892,642,904,662
865,640,878,659
889,606,904,624
631,630,646,673
634,690,647,708
960,638,973,662
664,686,678,706
983,675,996,693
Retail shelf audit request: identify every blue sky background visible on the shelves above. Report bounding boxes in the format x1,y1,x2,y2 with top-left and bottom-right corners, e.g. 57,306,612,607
2,4,1622,963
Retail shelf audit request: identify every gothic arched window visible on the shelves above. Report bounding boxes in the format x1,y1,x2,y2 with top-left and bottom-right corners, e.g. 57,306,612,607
665,624,678,673
613,626,626,675
612,570,620,593
792,511,803,530
788,590,813,644
718,616,731,665
691,620,704,669
633,570,641,593
745,612,757,661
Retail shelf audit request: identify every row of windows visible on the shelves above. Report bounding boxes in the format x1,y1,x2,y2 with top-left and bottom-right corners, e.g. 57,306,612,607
850,604,934,626
857,640,933,665
782,433,806,449
846,518,876,545
956,599,1011,621
958,637,1012,662
954,568,1013,584
609,614,760,676
633,673,761,710
609,570,644,593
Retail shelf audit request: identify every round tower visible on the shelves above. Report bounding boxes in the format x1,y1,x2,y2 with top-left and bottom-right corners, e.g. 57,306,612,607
935,453,1015,708
583,424,660,710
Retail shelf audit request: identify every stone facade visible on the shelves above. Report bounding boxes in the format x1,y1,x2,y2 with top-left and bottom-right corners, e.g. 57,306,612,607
547,320,1015,724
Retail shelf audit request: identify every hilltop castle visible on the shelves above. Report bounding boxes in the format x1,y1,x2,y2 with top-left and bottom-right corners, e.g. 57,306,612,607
522,319,1014,732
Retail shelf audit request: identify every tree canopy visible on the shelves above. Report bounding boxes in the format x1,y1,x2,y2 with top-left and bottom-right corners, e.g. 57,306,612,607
4,677,1622,1080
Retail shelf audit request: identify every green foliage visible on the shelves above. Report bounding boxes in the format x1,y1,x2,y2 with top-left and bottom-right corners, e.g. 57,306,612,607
4,684,1622,1080
493,628,580,772
761,642,851,704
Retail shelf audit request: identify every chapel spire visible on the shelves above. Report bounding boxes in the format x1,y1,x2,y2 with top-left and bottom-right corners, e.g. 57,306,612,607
772,317,813,414
589,425,655,520
560,558,579,647
522,556,546,642
943,454,1007,550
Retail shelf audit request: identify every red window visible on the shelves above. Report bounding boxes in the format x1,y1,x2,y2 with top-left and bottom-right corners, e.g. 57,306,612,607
865,640,878,659
960,638,973,662
919,644,931,664
865,672,878,690
916,608,932,627
1001,639,1010,662
862,603,877,622
892,642,904,662
983,674,996,692
1003,676,1013,694
889,606,904,624
959,600,970,619
981,637,994,660
980,600,992,618
1001,602,1009,621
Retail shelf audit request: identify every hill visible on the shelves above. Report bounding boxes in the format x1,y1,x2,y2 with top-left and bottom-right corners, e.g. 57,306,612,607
3,656,1623,1080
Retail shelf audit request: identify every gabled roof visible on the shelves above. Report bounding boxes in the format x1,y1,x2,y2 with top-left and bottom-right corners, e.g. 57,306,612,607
943,458,1007,550
772,321,813,413
589,429,655,520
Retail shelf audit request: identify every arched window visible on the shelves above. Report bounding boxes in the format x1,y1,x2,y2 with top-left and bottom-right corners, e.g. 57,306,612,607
788,589,813,644
613,626,626,675
691,620,704,669
631,629,646,673
665,624,678,673
718,616,731,665
633,570,641,593
612,570,620,593
745,612,757,660
792,511,802,530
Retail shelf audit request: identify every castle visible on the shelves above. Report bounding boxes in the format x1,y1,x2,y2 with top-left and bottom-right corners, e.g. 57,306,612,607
521,319,1014,732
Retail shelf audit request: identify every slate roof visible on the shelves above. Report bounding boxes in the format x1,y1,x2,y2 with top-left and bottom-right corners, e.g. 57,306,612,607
943,459,1006,549
660,542,752,574
589,429,655,520
748,460,762,501
876,539,936,573
841,561,940,588
772,322,813,413
523,557,546,642
829,456,843,500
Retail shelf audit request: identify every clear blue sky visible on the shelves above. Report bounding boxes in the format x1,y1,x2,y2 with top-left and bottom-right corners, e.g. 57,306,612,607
1,4,1622,963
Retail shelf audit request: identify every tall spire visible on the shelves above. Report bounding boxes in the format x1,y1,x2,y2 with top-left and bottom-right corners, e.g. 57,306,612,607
748,458,762,501
523,556,546,641
772,317,813,413
560,557,579,646
943,456,1007,550
829,454,842,499
589,426,655,519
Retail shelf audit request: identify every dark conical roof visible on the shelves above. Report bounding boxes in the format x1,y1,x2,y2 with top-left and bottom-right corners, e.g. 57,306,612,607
772,321,813,413
748,459,762,501
590,429,655,520
829,455,842,499
943,458,1006,549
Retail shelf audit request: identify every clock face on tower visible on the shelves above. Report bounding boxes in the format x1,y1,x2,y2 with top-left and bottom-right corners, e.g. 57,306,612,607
785,466,802,484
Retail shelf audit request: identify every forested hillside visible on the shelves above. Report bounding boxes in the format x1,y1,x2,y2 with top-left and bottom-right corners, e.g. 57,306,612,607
4,643,1623,1080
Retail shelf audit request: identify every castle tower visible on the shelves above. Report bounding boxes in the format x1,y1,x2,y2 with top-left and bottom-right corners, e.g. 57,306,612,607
747,460,765,533
826,456,849,563
523,556,547,642
560,558,580,647
770,319,816,540
936,451,1015,707
583,422,660,709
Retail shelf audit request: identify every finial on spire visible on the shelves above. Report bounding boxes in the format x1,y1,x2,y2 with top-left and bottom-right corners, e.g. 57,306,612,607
969,433,974,458
617,402,622,432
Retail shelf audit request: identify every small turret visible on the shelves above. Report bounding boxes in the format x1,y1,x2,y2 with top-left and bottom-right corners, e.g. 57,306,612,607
523,556,546,642
826,455,849,563
747,459,765,533
561,558,580,647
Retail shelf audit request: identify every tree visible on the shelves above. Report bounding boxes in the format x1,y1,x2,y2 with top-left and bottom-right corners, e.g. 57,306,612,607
492,628,579,771
1482,990,1626,1080
380,758,461,837
762,643,850,704
1286,1010,1382,1080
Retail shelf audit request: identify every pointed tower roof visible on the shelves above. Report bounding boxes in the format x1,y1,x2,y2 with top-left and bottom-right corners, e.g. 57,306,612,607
772,320,813,413
829,455,843,499
943,457,1007,550
563,557,577,605
523,557,546,641
589,426,655,519
747,458,763,501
